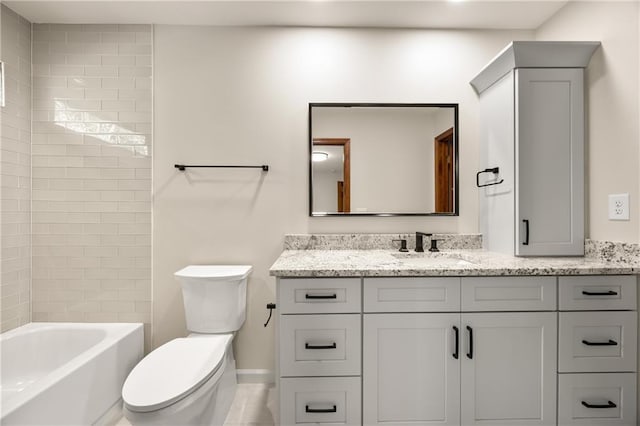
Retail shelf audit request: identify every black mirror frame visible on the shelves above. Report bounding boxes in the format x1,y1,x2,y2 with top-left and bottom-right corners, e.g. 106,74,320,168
308,102,459,217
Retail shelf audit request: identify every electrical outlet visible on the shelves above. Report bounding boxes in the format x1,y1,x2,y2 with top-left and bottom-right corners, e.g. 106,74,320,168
608,193,630,221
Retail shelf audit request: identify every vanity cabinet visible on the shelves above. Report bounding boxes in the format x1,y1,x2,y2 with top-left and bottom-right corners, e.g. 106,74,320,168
556,275,637,425
275,274,637,426
363,277,557,426
363,313,461,425
471,42,600,256
277,278,362,426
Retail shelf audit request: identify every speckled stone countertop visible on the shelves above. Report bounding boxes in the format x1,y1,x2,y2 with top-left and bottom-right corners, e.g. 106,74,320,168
269,249,640,277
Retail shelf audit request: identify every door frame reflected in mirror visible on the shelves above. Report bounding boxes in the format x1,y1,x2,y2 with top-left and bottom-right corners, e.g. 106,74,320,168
312,138,351,213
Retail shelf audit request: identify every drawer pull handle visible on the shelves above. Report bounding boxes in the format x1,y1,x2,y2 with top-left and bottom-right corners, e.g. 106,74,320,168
305,293,337,300
305,404,337,413
452,326,459,359
466,326,473,359
581,400,617,409
582,339,618,346
305,342,337,350
582,290,618,296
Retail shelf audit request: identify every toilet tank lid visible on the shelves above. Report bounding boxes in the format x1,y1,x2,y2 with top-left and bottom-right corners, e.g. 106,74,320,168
174,265,252,280
122,335,231,413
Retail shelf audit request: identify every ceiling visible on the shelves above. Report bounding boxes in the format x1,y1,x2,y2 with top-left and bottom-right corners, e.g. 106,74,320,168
5,0,570,29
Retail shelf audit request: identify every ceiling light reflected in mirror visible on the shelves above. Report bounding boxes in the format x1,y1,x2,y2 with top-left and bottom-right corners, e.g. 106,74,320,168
312,151,329,162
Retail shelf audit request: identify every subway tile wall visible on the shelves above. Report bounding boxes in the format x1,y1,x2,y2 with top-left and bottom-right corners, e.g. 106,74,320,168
1,5,32,332
31,24,152,347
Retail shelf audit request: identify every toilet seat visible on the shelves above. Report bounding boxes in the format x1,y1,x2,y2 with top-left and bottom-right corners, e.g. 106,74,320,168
122,334,231,413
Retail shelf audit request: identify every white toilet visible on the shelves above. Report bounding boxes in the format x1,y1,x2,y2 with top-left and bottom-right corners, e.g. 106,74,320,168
122,265,252,426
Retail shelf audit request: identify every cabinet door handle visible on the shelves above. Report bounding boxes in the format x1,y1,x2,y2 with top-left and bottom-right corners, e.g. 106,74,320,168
452,326,459,359
522,219,529,245
466,326,473,359
582,290,618,296
581,339,618,346
305,293,337,300
581,400,617,409
305,342,337,350
305,404,337,413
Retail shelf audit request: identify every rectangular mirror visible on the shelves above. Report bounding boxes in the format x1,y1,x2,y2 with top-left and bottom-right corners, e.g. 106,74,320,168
309,103,458,216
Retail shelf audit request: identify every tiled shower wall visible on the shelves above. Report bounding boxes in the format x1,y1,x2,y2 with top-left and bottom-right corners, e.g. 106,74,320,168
31,24,152,346
1,5,32,332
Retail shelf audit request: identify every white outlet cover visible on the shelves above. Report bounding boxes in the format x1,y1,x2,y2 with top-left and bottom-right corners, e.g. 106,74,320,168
608,193,630,221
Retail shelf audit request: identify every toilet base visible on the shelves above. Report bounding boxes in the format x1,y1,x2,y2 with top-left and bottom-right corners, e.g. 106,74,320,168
205,347,237,425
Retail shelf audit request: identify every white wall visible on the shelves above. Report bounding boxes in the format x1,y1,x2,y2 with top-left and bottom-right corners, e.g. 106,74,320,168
153,25,533,370
0,4,31,332
536,1,640,244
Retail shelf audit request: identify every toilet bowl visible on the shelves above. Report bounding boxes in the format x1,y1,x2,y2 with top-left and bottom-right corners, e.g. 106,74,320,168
122,265,252,426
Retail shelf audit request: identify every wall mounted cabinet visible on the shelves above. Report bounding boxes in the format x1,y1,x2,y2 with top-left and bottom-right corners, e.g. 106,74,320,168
471,41,600,256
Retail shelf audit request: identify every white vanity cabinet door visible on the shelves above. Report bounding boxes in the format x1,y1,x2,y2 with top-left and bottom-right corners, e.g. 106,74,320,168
515,68,584,256
364,277,460,312
363,313,461,426
279,314,361,377
278,277,361,314
462,276,557,311
558,373,637,425
280,377,361,426
460,312,557,426
559,275,637,311
558,311,638,373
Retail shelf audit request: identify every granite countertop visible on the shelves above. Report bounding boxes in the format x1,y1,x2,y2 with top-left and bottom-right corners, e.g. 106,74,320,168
269,249,640,277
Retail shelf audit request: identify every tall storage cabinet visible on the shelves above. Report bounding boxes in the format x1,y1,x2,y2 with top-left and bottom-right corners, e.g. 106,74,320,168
471,41,600,256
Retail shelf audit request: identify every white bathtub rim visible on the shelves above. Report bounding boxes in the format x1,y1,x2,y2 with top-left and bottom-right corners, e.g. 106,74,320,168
0,322,143,420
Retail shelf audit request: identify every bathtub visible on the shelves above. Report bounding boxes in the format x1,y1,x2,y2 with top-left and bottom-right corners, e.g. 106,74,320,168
0,322,143,425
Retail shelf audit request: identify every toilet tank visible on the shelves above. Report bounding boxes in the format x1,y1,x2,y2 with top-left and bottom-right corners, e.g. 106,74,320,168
174,265,252,333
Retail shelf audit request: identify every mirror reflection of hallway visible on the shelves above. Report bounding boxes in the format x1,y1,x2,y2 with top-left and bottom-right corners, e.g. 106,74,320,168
434,127,454,213
312,138,350,213
310,104,458,216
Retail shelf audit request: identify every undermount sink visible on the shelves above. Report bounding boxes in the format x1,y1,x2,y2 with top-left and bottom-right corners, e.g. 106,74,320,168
390,252,476,267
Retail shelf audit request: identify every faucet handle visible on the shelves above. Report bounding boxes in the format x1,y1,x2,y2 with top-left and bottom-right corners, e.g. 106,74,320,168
392,239,409,252
429,239,440,253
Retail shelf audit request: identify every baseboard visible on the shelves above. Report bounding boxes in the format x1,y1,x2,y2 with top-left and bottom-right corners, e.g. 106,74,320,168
236,369,274,384
94,398,123,426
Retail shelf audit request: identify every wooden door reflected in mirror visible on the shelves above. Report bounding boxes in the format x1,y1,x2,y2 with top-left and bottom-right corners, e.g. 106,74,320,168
434,128,454,213
312,138,350,213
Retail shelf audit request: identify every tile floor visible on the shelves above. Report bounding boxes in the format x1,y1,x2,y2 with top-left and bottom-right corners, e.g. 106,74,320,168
116,383,276,426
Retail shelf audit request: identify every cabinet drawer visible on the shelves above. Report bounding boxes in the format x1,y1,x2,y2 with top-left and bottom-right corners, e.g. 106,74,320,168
364,277,460,312
280,377,361,426
559,275,637,311
559,311,637,373
461,276,556,311
279,314,361,377
558,373,637,425
278,278,361,314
